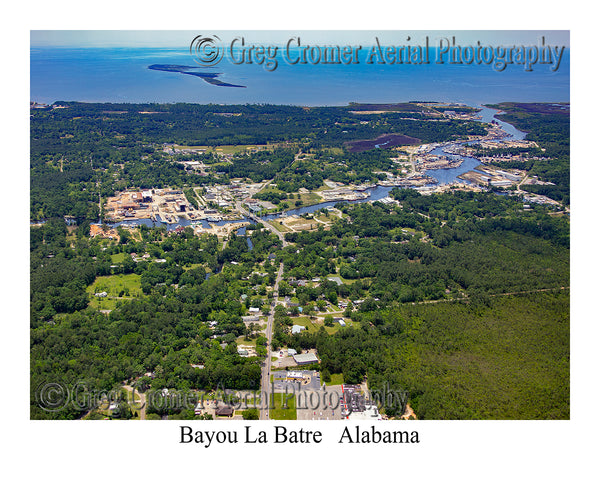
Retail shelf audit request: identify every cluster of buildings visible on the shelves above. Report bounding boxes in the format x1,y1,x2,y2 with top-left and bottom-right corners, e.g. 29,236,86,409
478,139,539,150
202,181,270,212
274,348,320,367
416,154,463,170
459,165,523,188
378,174,437,187
105,189,191,222
319,187,371,202
341,385,382,420
204,185,235,209
522,192,561,206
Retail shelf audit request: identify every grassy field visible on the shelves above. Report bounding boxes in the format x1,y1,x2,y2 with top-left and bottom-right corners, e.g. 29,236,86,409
322,373,344,385
296,192,323,208
88,296,122,311
236,336,261,347
322,319,353,335
314,212,338,223
282,216,323,232
270,220,292,233
291,316,319,333
321,147,345,155
291,315,353,335
182,263,206,271
258,187,324,215
87,274,143,309
175,144,274,155
269,393,297,420
110,252,127,263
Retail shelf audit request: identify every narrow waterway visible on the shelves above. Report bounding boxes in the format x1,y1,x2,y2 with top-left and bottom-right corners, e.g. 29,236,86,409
425,104,525,185
263,105,527,219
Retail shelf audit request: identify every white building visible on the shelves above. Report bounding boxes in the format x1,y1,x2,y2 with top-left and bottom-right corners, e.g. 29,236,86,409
293,352,319,365
347,404,382,420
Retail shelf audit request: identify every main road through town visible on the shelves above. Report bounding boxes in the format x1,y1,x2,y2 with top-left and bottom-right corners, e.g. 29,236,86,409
235,200,288,419
260,261,284,419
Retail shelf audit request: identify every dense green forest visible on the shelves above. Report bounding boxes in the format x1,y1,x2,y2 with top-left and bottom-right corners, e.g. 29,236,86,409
32,102,484,148
280,291,569,419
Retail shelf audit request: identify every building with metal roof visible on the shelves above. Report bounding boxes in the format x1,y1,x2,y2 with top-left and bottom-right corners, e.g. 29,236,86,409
293,352,319,365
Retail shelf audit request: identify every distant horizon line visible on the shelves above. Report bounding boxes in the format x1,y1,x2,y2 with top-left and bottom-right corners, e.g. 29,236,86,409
29,99,570,107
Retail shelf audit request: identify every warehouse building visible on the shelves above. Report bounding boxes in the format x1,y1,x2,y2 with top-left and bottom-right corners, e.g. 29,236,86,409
293,352,319,365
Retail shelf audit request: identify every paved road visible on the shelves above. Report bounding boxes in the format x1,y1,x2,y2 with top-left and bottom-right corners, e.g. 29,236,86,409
409,152,417,175
260,262,284,420
516,174,529,193
235,193,289,419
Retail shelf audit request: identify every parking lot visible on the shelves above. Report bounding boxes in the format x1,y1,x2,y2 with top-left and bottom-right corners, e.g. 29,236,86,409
271,370,344,420
272,370,321,391
295,384,344,420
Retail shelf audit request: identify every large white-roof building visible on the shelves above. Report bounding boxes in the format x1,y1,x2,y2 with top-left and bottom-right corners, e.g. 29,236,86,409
347,404,382,420
293,352,319,365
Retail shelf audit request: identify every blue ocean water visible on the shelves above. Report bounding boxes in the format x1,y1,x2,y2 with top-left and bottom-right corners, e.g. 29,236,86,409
30,45,569,105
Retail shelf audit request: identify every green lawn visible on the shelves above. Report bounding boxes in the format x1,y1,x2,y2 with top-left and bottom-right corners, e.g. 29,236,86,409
110,252,126,263
269,393,297,420
88,297,122,311
322,373,344,386
297,192,322,208
291,315,353,335
291,316,319,332
176,144,274,155
322,317,353,335
87,274,143,308
314,213,335,223
182,263,206,271
236,336,259,347
323,323,343,334
270,221,292,233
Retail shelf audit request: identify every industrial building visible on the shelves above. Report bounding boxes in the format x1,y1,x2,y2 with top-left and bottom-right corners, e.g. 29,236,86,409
341,384,382,420
293,352,319,365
